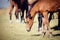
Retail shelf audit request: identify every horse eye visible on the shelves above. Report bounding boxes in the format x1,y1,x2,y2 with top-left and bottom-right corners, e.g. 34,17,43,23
26,21,29,23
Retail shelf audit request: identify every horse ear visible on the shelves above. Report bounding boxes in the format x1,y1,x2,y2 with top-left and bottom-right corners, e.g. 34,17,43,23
26,13,32,19
29,16,32,19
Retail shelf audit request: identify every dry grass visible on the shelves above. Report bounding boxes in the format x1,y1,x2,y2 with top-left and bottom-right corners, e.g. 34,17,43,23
0,8,60,40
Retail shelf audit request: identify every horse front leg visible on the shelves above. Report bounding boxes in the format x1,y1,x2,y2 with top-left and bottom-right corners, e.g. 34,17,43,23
42,11,52,37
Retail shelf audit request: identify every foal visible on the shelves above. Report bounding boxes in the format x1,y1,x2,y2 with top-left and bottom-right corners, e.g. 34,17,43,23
28,0,42,32
26,0,60,37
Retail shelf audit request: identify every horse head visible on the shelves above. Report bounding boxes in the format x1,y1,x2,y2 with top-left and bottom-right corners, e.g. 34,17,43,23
26,12,34,32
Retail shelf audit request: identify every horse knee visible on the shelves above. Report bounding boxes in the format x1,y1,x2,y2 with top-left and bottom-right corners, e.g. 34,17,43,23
42,18,46,24
42,18,49,25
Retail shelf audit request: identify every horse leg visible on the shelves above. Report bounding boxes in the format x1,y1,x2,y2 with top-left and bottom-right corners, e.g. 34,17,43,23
38,13,42,32
15,4,19,23
21,10,24,22
25,5,28,22
9,5,14,23
42,11,52,37
49,12,53,22
58,10,60,28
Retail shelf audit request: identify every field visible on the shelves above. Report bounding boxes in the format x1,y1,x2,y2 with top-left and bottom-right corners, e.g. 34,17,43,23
0,8,60,40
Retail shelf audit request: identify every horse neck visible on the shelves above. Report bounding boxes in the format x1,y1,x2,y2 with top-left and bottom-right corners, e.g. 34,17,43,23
29,1,40,18
20,0,24,4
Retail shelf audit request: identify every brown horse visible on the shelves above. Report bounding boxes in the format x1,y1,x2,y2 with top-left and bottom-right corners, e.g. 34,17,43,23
28,0,43,32
26,0,60,37
9,0,19,23
9,0,28,23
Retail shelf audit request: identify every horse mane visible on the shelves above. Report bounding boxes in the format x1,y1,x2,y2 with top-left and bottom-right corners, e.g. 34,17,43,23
31,0,38,8
27,0,39,19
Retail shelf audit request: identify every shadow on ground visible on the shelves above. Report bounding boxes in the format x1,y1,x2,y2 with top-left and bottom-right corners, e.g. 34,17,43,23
51,11,60,30
51,26,60,30
31,34,41,36
53,34,60,37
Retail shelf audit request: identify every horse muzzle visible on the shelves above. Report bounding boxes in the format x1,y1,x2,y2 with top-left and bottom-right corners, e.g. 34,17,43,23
26,26,31,32
26,29,31,32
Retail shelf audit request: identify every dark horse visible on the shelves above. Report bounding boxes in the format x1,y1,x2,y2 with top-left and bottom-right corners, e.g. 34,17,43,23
26,0,60,37
9,0,28,23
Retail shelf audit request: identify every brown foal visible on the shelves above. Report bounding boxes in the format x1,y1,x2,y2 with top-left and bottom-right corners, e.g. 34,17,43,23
26,0,60,37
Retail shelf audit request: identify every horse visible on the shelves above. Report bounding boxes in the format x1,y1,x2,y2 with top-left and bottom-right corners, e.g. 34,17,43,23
9,0,28,23
28,0,42,32
26,0,60,37
20,0,28,22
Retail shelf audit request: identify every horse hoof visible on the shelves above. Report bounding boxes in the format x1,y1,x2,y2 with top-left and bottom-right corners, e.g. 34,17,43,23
49,34,53,38
10,20,12,23
22,20,24,23
38,28,42,34
24,22,26,23
16,19,20,23
38,28,42,32
42,32,46,37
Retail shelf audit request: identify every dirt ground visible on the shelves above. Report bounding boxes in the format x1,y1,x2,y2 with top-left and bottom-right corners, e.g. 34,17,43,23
0,8,60,40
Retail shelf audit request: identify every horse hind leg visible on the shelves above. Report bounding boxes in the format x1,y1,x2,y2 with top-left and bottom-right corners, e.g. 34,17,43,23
15,11,20,23
58,10,60,27
49,12,53,22
25,6,28,23
21,10,25,22
9,5,14,23
15,5,20,23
